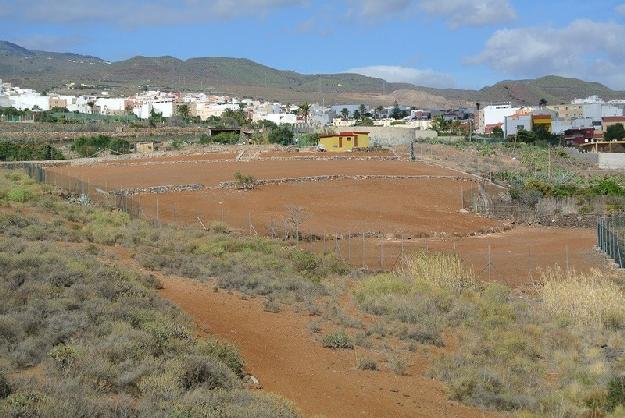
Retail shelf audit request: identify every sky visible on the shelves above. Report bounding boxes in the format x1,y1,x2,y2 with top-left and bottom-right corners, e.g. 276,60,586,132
2,0,625,90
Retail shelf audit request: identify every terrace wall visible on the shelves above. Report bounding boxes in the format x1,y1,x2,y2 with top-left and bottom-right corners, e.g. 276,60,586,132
343,127,438,147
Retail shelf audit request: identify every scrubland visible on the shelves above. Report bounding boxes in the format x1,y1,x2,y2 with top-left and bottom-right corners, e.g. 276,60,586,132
1,169,625,417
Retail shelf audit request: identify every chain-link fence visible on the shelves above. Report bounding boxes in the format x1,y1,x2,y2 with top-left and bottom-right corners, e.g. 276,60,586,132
22,163,143,220
597,214,625,268
13,163,587,282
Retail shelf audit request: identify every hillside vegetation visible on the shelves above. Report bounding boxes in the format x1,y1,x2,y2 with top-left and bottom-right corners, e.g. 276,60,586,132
2,41,623,106
2,167,625,416
0,171,298,417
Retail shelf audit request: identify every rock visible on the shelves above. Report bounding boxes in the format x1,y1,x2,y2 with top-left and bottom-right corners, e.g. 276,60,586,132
243,374,262,389
459,209,469,214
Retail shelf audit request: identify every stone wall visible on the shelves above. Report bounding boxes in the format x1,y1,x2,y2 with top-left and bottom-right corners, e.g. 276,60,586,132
598,153,625,170
336,127,438,147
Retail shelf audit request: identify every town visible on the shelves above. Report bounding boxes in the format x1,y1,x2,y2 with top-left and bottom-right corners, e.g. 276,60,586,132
3,78,625,150
3,1,625,418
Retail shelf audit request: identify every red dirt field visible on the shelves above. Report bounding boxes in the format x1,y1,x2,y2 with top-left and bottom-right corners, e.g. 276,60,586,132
137,178,499,238
301,226,606,287
47,159,463,189
158,275,496,418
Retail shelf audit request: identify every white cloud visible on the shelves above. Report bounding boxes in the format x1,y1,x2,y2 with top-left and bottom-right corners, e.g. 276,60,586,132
0,0,304,25
419,0,516,28
346,65,455,88
357,0,412,17
10,35,84,51
469,19,625,88
354,0,515,27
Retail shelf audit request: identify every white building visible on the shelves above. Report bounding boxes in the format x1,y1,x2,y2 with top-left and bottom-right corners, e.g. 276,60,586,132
260,113,298,125
11,94,51,111
478,103,521,134
95,97,126,115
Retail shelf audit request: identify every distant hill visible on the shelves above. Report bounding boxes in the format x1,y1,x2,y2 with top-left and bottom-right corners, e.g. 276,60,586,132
1,41,624,108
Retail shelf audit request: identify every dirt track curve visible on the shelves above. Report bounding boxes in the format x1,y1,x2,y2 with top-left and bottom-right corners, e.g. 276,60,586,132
159,276,495,418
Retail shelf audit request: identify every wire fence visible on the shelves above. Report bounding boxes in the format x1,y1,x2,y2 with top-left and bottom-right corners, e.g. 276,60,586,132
597,214,625,268
15,163,586,282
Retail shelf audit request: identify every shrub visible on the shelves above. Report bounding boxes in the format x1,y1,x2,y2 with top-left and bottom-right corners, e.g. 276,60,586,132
539,269,625,329
7,187,33,203
322,332,353,349
233,172,256,190
387,355,407,376
357,358,378,371
607,376,625,411
0,373,10,399
196,339,244,377
48,344,79,371
399,251,478,292
181,355,239,390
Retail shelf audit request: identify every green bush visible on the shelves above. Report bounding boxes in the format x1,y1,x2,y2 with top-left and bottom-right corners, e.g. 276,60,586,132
357,357,378,371
7,187,33,203
0,374,10,399
607,376,625,411
0,142,64,161
322,332,354,349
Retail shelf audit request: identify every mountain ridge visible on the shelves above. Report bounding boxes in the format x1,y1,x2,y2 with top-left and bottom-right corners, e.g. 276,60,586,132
1,41,624,108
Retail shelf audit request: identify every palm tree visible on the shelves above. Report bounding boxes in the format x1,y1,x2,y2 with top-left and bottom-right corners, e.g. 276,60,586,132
299,102,311,124
375,106,384,119
359,104,367,119
177,104,190,120
340,108,349,120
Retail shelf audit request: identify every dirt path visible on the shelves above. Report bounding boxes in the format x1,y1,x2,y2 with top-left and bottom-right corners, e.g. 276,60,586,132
158,276,494,418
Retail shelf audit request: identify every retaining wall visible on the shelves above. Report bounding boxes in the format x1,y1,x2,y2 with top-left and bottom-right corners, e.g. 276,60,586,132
338,127,438,147
598,153,625,170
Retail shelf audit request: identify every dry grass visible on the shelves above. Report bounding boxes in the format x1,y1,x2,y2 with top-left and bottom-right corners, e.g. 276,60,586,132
398,251,478,292
539,268,625,329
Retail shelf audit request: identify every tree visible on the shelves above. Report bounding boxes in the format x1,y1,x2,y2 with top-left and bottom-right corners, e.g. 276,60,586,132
491,126,504,137
359,104,367,119
375,106,384,119
431,116,451,134
177,104,190,120
352,110,361,120
516,129,536,143
355,117,374,127
539,98,548,108
268,125,294,146
299,102,311,124
340,108,349,120
606,123,625,141
391,101,402,120
148,108,163,127
222,108,249,128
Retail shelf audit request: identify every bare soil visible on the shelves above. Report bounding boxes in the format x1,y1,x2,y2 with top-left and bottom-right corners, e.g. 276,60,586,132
48,159,462,189
137,178,501,238
159,275,496,418
302,226,607,288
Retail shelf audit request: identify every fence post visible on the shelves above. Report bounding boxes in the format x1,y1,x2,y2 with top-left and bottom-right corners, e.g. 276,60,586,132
348,232,351,262
380,239,384,270
362,232,366,269
488,245,492,281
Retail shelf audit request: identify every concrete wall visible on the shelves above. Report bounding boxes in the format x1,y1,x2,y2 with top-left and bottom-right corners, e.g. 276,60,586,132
598,153,625,170
341,126,437,147
562,147,599,165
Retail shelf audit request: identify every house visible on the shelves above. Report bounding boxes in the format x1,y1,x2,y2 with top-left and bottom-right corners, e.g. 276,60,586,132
135,141,161,153
318,132,369,152
602,116,625,134
477,103,521,134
